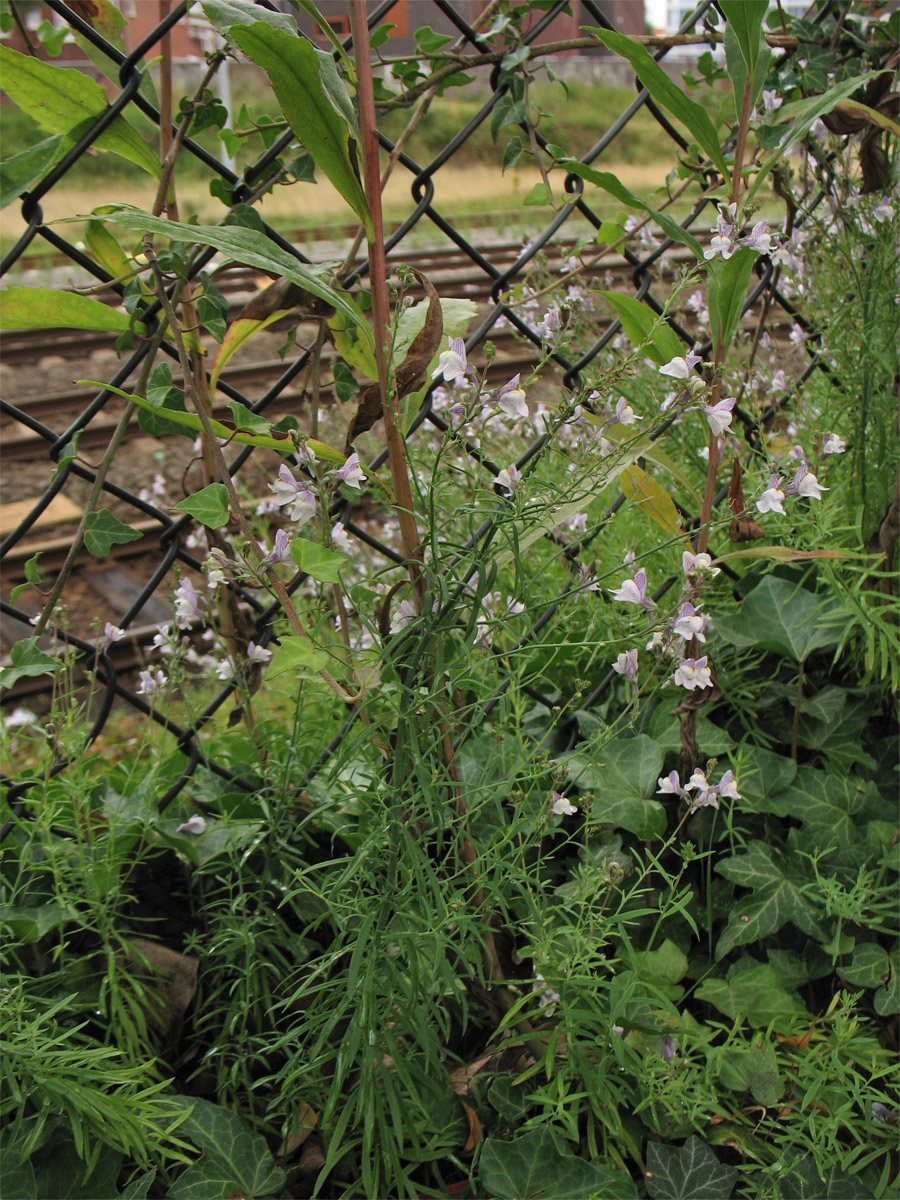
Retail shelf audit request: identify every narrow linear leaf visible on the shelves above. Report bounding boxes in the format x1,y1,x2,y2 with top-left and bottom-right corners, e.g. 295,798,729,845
584,27,729,179
560,159,704,260
707,245,757,356
0,287,135,332
601,291,685,365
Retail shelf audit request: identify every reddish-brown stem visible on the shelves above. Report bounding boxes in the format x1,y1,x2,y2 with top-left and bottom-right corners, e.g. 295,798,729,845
348,1,425,608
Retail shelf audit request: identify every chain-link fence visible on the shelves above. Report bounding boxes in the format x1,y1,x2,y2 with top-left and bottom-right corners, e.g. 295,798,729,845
0,0,828,829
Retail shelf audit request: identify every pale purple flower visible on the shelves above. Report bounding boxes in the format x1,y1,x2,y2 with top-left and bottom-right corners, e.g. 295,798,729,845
102,622,125,645
703,396,735,437
270,466,317,526
659,350,702,379
657,770,686,798
258,528,291,572
538,308,561,341
294,439,316,465
176,815,206,835
534,973,560,1013
151,627,179,657
433,336,469,382
681,550,719,578
685,768,718,808
772,369,787,391
495,374,529,420
686,289,708,324
672,602,708,643
551,792,578,816
661,1035,677,1062
137,668,167,697
623,550,635,566
204,548,230,589
612,649,638,680
762,88,782,113
246,641,272,663
609,568,655,611
872,196,895,223
331,521,353,553
646,631,665,652
673,656,713,690
496,463,521,493
390,599,417,635
174,577,204,630
756,475,786,515
741,220,775,254
716,770,740,800
332,452,366,490
704,208,736,260
789,322,807,349
822,432,846,455
612,396,641,426
785,463,828,500
215,658,235,681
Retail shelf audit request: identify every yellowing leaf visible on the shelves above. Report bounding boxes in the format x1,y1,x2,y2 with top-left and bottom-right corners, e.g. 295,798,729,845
619,464,680,535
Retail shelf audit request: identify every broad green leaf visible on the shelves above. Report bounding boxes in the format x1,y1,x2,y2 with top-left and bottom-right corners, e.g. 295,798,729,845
795,688,875,775
120,1170,155,1199
290,537,346,583
0,287,134,332
480,1127,637,1200
838,943,891,991
767,946,832,990
225,22,372,237
0,46,159,178
560,158,704,260
707,244,756,356
1,901,76,942
729,744,796,816
28,1134,123,1200
646,1137,737,1200
226,400,271,437
713,575,844,662
779,1155,875,1200
631,939,688,1001
266,635,330,680
697,963,809,1031
783,768,882,861
619,464,680,536
166,1096,285,1199
84,509,143,556
600,291,685,366
0,638,63,690
584,28,729,179
201,0,297,36
720,1,768,77
719,1036,782,1106
715,840,827,958
96,207,371,342
0,134,62,208
139,363,191,439
565,735,666,840
175,484,230,530
79,380,346,463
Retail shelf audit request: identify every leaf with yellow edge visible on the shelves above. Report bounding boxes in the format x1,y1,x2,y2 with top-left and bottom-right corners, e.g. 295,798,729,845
619,464,680,535
77,380,347,463
714,545,874,564
210,312,292,396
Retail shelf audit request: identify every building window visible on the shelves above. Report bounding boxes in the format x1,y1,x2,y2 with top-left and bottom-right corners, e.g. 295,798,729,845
313,14,351,40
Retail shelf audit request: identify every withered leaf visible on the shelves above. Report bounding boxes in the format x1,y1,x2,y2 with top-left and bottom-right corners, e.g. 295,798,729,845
236,275,332,325
127,938,198,1049
728,457,766,542
461,1100,483,1153
345,269,443,450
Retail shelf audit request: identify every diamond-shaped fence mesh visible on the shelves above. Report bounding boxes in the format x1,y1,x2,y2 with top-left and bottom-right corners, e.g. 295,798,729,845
0,0,827,829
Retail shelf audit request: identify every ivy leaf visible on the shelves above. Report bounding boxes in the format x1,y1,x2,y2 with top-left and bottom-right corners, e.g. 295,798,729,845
730,744,796,816
782,767,882,861
779,1155,875,1199
167,1097,285,1199
718,1036,782,1106
565,735,666,840
290,538,346,584
84,509,143,556
480,1127,637,1200
140,362,190,439
0,134,62,208
713,575,844,662
646,1136,737,1200
0,637,63,690
647,708,732,757
874,943,900,1016
226,400,272,437
266,635,330,680
174,484,230,530
715,838,827,958
0,286,135,332
697,962,809,1031
631,939,689,1001
838,942,891,991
